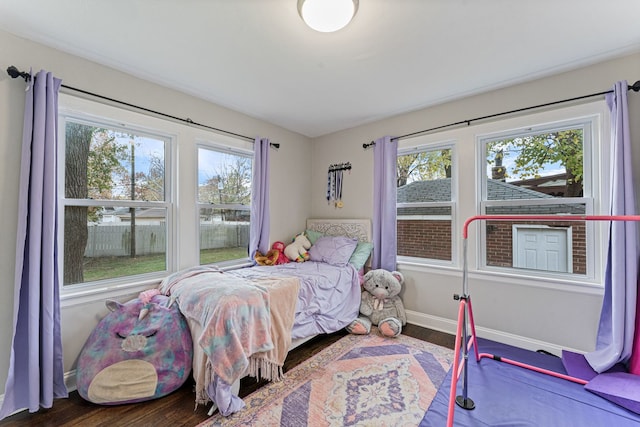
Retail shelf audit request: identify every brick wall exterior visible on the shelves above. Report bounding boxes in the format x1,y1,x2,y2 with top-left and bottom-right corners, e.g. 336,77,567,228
397,219,586,274
485,220,586,274
397,219,451,260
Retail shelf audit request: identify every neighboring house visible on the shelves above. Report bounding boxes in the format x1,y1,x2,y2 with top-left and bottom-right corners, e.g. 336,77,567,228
397,178,586,273
109,207,167,225
510,172,575,197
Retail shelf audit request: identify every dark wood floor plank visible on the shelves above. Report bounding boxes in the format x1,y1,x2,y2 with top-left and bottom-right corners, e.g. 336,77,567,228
0,324,454,426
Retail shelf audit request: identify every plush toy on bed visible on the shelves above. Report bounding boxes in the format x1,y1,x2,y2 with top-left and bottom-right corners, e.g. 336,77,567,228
271,241,290,265
346,269,407,338
255,241,290,266
284,233,311,262
76,289,193,405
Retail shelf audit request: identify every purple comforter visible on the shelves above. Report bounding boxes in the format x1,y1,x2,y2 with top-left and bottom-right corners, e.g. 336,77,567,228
229,261,361,339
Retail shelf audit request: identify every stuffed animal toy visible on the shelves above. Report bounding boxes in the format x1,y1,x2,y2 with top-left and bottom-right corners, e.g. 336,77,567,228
254,241,290,266
76,290,192,405
284,233,311,262
254,248,279,266
271,241,289,265
346,269,407,338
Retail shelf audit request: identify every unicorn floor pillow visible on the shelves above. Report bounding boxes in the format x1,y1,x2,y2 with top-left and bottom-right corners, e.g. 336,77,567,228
77,290,192,405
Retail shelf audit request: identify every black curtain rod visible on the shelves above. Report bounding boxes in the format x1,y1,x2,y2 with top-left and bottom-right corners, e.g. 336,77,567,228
363,79,640,149
6,65,280,149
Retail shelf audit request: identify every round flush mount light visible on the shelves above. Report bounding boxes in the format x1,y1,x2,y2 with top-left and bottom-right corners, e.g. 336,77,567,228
297,0,359,33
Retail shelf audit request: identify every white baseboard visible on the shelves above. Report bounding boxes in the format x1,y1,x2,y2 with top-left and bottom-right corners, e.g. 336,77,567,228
406,309,578,356
65,369,77,393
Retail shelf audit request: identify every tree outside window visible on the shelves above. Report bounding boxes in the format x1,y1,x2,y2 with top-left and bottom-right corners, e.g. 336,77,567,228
63,120,169,286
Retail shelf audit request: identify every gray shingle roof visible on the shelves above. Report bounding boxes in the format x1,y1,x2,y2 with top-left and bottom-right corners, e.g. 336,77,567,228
397,178,556,202
397,178,584,215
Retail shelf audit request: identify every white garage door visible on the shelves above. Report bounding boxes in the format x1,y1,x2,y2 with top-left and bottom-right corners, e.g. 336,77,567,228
512,225,573,273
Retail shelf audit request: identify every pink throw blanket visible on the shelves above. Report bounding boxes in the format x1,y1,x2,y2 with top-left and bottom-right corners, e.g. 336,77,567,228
159,266,299,386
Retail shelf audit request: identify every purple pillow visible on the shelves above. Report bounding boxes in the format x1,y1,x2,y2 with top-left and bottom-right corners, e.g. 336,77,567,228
308,236,358,266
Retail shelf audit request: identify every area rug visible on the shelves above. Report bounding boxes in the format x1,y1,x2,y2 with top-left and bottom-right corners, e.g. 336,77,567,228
197,329,453,427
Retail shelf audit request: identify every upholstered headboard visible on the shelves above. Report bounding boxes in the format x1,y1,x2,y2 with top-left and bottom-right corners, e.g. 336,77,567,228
306,218,372,243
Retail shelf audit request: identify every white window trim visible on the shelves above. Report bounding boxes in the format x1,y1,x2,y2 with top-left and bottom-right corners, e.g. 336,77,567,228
396,141,458,266
58,94,178,301
473,101,608,286
196,141,254,267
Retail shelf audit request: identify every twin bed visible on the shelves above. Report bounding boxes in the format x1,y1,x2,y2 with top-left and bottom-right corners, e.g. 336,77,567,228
159,218,372,415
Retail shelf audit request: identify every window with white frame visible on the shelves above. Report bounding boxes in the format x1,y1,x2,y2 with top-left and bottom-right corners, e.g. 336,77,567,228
479,117,597,277
396,144,456,263
197,144,252,266
60,115,172,287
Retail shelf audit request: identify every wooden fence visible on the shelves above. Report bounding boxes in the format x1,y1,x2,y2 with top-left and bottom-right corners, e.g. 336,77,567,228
84,223,249,257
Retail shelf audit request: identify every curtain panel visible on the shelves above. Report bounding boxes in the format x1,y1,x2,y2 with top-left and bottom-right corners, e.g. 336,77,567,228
372,136,398,271
249,137,271,261
0,70,68,420
586,80,639,373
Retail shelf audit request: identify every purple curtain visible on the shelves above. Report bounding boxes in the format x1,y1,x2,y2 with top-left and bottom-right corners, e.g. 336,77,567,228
248,137,271,261
0,70,68,420
585,81,639,373
372,136,398,271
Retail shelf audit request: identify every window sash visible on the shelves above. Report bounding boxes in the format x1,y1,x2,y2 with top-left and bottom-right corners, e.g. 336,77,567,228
477,115,597,280
59,109,174,289
197,144,252,266
396,143,456,264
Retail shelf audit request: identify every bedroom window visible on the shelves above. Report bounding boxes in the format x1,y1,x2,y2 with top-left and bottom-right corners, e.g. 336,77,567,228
60,117,172,287
197,144,252,266
396,144,456,263
479,118,596,277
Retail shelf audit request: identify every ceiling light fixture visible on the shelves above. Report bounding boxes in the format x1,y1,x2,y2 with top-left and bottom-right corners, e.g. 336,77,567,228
297,0,359,33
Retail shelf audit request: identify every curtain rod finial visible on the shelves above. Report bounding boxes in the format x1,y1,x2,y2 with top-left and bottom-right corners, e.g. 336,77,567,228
6,65,30,82
631,80,640,93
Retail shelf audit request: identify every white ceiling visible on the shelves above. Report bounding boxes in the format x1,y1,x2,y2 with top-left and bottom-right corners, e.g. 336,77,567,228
1,0,639,138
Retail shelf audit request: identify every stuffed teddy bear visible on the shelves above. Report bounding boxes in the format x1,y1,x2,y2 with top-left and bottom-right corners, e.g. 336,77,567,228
254,249,279,266
346,269,407,338
254,241,289,266
284,233,311,262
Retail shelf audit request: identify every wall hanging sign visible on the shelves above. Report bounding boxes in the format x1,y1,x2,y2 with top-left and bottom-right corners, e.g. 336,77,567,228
327,162,351,208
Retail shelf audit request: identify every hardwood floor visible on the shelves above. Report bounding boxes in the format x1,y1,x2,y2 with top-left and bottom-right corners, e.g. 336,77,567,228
0,324,454,427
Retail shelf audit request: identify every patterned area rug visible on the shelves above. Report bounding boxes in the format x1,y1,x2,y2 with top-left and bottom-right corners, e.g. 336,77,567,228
197,329,453,427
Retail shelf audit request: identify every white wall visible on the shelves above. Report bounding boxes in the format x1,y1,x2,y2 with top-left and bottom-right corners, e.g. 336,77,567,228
311,52,640,353
0,29,312,396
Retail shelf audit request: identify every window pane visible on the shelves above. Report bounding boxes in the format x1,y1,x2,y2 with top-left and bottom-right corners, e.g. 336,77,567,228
482,126,588,276
64,206,167,285
397,148,453,261
485,128,584,200
65,121,166,201
198,147,252,204
198,146,252,265
398,207,452,260
199,207,250,265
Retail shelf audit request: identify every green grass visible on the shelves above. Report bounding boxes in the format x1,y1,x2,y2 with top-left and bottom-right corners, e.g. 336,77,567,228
82,247,248,282
199,247,248,265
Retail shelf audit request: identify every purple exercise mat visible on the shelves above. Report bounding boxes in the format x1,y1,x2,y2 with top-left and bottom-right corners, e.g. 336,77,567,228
421,338,640,426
